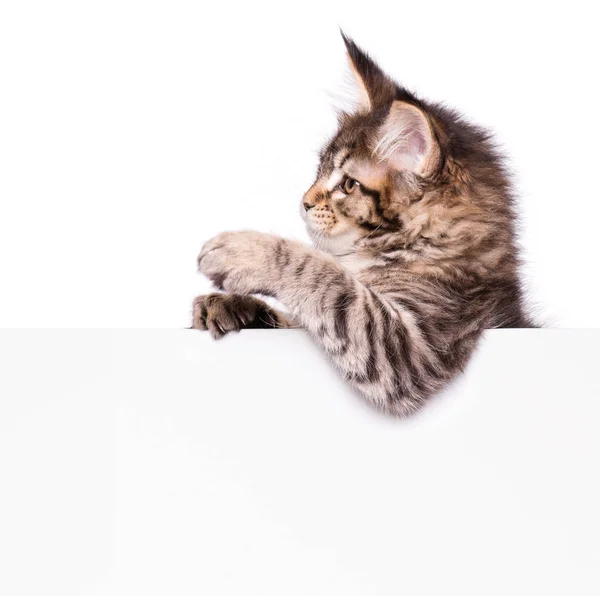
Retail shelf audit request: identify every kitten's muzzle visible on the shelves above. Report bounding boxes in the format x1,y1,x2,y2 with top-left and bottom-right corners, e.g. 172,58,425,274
302,182,325,212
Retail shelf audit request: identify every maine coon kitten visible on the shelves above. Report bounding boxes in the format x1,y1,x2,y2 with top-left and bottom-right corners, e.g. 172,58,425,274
192,34,535,416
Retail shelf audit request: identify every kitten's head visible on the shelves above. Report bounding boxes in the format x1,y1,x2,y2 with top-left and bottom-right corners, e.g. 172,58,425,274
302,34,506,257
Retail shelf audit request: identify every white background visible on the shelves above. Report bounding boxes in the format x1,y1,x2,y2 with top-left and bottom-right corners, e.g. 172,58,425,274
1,0,599,327
1,329,599,595
2,6,599,593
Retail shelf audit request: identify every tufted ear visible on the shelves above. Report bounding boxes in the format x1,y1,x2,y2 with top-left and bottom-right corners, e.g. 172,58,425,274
341,31,396,112
373,101,439,175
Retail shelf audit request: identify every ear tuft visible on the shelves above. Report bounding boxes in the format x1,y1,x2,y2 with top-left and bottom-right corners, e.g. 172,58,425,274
339,32,396,112
373,102,438,174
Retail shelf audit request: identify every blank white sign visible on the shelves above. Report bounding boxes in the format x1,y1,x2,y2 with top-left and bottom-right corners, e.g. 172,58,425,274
1,329,599,595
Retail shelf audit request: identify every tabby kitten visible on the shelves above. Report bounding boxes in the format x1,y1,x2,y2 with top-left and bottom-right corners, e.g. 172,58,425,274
192,34,535,416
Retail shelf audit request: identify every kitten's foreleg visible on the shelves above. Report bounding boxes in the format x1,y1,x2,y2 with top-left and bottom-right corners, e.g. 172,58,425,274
198,231,445,414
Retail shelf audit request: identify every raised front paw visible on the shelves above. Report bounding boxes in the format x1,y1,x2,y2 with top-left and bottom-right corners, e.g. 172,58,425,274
197,231,280,295
191,293,287,339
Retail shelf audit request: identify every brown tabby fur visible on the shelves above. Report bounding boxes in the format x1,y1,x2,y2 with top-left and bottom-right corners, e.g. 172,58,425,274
192,34,536,416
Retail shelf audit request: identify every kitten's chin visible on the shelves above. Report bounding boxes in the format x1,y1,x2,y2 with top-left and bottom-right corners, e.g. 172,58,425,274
307,226,361,256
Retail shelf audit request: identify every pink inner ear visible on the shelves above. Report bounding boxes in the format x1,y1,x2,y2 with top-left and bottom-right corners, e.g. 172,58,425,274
409,127,427,157
375,102,432,172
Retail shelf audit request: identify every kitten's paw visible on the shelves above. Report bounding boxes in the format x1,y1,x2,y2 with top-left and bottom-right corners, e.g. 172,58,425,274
191,293,246,339
197,231,278,294
191,293,284,339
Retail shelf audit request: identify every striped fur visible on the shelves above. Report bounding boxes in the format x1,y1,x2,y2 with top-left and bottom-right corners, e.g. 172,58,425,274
192,35,535,416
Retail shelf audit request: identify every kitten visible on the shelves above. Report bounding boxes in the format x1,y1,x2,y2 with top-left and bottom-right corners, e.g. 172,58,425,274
192,33,536,416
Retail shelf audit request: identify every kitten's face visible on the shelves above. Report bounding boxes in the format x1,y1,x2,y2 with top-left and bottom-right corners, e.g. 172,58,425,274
301,114,399,255
301,36,443,256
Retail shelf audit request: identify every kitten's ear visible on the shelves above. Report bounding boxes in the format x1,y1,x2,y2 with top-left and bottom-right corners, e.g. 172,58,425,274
373,101,440,176
341,31,396,112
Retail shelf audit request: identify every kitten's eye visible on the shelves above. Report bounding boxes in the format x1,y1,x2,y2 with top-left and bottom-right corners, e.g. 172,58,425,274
343,177,360,194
